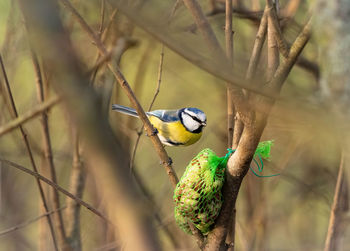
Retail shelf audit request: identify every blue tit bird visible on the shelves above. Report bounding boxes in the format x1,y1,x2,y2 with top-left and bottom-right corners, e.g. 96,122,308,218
112,104,207,146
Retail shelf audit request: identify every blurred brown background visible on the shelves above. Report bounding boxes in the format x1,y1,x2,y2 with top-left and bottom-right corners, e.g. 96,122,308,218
0,0,349,250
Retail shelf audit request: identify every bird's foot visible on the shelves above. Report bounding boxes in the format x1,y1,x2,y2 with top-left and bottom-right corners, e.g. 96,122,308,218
161,157,173,166
146,128,158,136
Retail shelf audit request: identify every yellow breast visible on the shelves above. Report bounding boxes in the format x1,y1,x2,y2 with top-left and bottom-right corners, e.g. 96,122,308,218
149,116,202,146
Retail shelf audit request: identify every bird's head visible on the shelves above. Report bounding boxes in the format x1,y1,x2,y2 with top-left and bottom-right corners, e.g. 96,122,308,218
180,108,207,133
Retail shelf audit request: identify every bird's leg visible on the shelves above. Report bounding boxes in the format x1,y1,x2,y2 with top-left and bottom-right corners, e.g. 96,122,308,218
161,157,173,166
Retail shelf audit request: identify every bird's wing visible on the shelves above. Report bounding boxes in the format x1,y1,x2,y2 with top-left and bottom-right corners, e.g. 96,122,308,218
147,109,180,122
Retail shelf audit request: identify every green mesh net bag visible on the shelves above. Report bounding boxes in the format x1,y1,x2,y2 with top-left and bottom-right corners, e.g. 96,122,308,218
174,141,274,235
173,148,230,235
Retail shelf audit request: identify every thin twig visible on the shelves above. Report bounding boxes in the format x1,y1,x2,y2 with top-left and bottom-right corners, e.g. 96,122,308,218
0,54,59,251
0,206,67,237
267,3,289,57
266,7,319,80
281,0,301,19
98,0,105,36
59,0,179,188
101,8,118,41
148,45,164,111
31,49,69,249
89,5,116,86
124,41,155,146
225,0,235,148
130,45,165,170
182,0,225,57
267,0,279,81
0,96,61,137
85,49,114,76
66,127,86,251
246,7,268,80
269,17,312,92
207,6,263,23
324,150,348,251
0,158,112,224
168,0,183,23
225,0,236,248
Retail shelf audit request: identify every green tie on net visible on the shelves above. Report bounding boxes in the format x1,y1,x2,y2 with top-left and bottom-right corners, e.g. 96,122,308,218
173,140,278,235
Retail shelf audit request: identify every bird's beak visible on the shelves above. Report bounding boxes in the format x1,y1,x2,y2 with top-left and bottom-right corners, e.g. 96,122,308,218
202,122,207,127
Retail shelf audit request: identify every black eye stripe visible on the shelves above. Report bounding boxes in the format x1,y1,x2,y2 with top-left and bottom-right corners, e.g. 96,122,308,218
183,111,202,123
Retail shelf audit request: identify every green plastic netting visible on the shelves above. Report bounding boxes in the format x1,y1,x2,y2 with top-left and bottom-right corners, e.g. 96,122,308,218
173,148,229,235
174,141,274,235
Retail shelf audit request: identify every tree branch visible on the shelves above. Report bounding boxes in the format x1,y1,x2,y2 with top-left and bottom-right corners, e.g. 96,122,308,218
0,206,67,237
0,95,60,137
0,158,111,224
324,151,348,251
246,7,268,80
182,0,225,57
66,127,86,251
267,0,279,81
31,49,69,250
225,0,235,148
0,54,59,251
20,1,163,249
269,18,312,92
204,16,312,251
59,0,179,188
130,45,165,170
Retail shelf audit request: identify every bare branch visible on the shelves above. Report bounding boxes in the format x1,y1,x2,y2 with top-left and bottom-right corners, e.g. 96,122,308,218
267,7,319,80
266,3,289,57
148,45,164,111
0,158,111,224
225,0,235,148
130,45,165,170
20,1,163,249
225,1,236,248
281,0,301,19
0,54,59,251
0,96,60,137
183,0,225,57
204,16,312,251
267,0,279,81
324,151,348,251
269,18,312,92
65,127,86,251
31,49,69,250
59,0,179,188
0,206,67,237
246,7,268,80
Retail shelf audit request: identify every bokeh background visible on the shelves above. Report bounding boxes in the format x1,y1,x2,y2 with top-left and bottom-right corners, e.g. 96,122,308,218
0,0,349,250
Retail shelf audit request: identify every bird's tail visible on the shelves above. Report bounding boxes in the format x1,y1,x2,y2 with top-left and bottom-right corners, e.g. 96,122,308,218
111,104,139,117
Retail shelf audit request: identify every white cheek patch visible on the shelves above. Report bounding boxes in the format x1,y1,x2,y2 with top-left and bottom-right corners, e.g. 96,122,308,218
182,113,201,132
